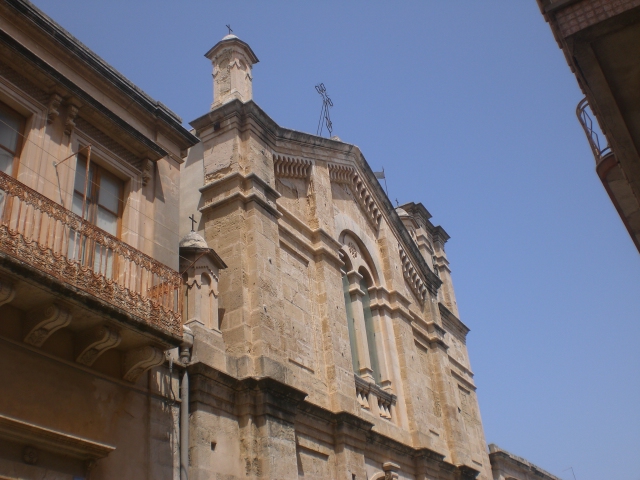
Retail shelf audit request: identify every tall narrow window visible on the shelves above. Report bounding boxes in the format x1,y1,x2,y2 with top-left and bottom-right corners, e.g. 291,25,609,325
69,154,124,277
360,276,381,385
201,273,212,329
342,269,360,373
0,103,24,176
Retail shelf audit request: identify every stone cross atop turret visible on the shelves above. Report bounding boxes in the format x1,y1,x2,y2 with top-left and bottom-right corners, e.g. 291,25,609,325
205,33,259,109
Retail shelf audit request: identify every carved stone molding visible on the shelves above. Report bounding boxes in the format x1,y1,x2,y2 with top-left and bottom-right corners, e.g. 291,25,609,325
75,325,121,366
328,163,382,229
274,154,312,179
122,345,164,382
24,303,72,347
64,103,80,135
0,278,16,306
46,92,62,124
399,245,428,304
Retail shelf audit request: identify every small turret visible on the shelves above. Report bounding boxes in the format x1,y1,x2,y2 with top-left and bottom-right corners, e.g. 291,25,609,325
205,33,259,109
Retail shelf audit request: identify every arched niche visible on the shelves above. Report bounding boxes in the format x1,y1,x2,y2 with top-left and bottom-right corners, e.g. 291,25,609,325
334,212,386,289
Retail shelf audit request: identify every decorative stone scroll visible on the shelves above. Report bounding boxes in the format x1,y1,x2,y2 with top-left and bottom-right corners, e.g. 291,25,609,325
273,154,312,179
46,92,62,124
76,325,121,366
399,245,428,304
64,103,79,135
328,163,382,229
24,303,72,347
0,278,15,306
122,345,165,382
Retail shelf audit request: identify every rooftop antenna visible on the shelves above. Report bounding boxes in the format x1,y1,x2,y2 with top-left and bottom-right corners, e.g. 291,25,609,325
373,167,389,197
315,83,333,137
226,24,233,35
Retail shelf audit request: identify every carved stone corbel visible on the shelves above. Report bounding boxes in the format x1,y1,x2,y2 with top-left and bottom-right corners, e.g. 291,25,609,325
64,102,80,135
75,325,121,366
141,158,153,186
0,279,16,306
46,92,63,124
24,304,72,347
122,345,164,382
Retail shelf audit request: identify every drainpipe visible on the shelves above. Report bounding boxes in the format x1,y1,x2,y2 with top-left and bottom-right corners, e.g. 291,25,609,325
179,326,194,480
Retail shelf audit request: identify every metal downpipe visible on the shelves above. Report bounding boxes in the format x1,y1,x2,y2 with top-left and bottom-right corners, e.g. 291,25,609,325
180,326,194,480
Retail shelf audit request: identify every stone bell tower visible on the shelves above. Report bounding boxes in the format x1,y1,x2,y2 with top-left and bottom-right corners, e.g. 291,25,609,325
205,33,259,109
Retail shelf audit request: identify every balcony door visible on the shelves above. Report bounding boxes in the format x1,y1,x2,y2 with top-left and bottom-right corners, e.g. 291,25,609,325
69,154,123,278
0,103,23,176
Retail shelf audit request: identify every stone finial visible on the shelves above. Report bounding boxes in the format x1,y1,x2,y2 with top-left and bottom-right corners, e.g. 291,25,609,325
205,34,259,109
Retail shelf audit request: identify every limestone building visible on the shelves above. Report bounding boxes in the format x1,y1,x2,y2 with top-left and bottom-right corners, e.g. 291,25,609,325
0,1,563,479
537,0,640,252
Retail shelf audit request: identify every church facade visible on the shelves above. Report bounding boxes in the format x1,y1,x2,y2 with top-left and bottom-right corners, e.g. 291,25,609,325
0,2,561,480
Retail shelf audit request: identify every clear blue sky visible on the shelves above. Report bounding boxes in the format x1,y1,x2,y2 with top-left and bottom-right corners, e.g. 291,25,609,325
31,2,640,479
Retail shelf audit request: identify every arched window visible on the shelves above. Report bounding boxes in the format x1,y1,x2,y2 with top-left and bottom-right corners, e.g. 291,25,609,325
340,241,383,386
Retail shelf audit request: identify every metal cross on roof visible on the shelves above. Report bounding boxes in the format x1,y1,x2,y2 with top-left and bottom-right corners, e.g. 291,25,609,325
189,214,196,232
315,83,334,137
226,24,233,35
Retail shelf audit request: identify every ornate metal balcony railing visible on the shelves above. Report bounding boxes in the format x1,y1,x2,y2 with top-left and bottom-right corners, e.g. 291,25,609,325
576,97,612,163
0,171,182,338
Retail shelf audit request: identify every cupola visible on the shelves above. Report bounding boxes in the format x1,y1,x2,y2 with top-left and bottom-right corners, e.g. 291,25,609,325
205,33,259,109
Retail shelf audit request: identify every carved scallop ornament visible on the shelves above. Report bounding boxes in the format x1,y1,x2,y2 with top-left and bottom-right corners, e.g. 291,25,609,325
328,163,382,230
398,245,428,304
274,154,312,179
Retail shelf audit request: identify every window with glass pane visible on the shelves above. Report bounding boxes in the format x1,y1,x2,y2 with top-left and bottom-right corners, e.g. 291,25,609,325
0,103,24,176
69,154,124,278
360,276,381,385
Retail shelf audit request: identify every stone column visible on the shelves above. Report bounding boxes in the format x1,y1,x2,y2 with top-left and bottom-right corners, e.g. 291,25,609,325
346,270,374,382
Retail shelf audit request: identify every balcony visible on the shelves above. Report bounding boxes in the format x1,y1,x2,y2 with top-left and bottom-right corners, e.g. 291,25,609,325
0,170,182,340
576,97,612,164
355,374,396,421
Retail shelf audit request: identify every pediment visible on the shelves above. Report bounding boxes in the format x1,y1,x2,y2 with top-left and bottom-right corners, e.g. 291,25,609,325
328,163,382,231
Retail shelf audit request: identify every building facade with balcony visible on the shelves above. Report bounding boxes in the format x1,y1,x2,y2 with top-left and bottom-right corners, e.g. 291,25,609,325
0,1,566,480
537,0,640,252
0,0,198,478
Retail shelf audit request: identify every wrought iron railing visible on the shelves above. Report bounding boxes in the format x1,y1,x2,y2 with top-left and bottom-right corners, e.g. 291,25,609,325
0,170,182,338
576,97,612,163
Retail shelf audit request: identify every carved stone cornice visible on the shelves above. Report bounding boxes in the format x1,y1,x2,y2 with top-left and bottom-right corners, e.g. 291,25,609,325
24,303,72,347
438,303,470,341
0,413,114,461
398,244,428,304
0,277,15,306
75,325,121,366
274,154,312,179
200,171,281,218
122,345,164,382
328,163,382,230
